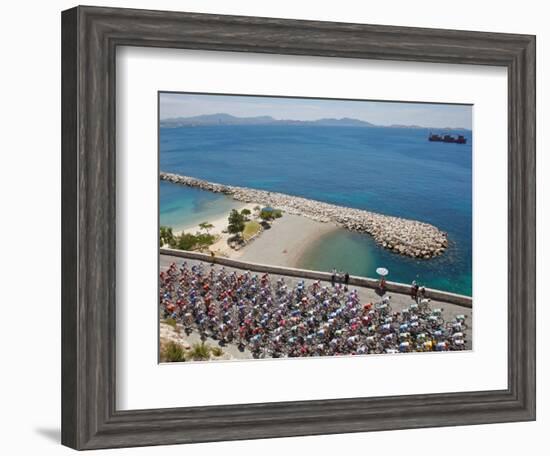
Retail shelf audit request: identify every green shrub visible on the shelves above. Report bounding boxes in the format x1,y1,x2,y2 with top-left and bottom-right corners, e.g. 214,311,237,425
211,346,224,357
259,210,272,221
260,208,283,221
176,232,197,250
175,232,216,251
194,232,216,247
188,342,211,361
164,318,177,329
161,341,186,363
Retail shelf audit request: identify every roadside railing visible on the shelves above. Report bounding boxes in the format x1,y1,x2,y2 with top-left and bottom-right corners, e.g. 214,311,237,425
160,248,472,308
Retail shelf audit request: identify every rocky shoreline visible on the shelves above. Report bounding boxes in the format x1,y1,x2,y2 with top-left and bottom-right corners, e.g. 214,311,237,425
160,172,448,259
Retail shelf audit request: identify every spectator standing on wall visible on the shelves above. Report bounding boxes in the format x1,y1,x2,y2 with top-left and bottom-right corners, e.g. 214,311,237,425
419,286,426,300
411,280,419,302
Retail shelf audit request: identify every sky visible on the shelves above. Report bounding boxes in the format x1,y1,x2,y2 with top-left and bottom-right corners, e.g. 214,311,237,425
159,92,472,129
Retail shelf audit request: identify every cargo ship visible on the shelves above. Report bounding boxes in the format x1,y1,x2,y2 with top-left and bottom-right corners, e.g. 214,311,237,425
428,132,467,144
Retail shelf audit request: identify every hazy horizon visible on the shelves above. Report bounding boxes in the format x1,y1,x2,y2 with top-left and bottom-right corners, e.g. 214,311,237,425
160,92,472,129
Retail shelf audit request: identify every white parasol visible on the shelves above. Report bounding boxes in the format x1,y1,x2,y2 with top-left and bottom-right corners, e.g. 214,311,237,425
376,267,389,277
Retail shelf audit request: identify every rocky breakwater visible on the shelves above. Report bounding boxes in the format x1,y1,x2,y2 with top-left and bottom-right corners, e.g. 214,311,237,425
160,172,448,259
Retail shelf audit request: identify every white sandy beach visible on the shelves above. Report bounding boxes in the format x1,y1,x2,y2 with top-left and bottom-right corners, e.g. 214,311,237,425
170,200,338,266
173,202,256,256
174,202,256,235
235,213,338,268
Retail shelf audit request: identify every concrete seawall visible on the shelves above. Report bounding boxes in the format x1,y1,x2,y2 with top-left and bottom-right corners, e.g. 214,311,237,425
160,172,449,259
160,248,472,308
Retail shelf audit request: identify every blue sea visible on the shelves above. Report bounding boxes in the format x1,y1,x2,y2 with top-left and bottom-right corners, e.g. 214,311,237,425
160,125,472,296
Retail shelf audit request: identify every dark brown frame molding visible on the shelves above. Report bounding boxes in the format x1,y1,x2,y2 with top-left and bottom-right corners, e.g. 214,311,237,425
61,5,536,450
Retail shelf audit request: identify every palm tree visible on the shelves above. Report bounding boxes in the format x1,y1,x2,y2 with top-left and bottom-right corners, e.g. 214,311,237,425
199,221,214,234
160,226,175,247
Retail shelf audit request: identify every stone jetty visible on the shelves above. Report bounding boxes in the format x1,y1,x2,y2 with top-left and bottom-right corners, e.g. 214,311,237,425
160,172,448,259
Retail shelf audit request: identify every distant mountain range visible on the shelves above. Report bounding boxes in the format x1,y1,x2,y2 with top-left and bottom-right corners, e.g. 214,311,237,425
159,113,469,131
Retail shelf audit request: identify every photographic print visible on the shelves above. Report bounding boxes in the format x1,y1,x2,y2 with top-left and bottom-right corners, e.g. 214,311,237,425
158,92,472,363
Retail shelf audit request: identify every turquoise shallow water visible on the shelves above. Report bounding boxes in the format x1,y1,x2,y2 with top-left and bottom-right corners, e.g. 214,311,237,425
159,181,243,232
297,228,470,296
160,125,472,296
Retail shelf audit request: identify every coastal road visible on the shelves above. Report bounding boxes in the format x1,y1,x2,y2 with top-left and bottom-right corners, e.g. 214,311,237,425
160,254,472,351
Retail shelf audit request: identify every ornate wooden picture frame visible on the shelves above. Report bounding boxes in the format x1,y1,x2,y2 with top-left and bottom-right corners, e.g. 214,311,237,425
61,6,535,450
